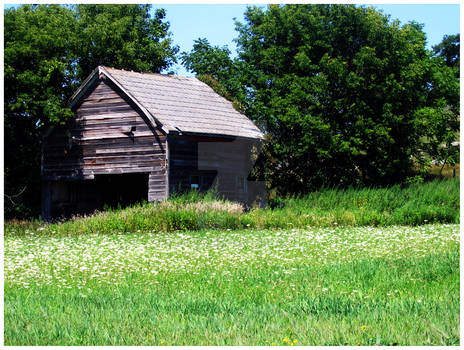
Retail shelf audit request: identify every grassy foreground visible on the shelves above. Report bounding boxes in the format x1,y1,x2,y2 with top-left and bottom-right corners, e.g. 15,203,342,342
4,224,459,345
5,179,459,235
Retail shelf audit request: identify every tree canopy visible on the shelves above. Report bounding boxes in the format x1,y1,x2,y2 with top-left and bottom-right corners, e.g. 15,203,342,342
183,4,460,193
4,4,179,218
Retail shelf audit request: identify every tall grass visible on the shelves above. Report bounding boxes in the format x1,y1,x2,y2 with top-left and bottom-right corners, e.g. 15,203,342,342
257,178,460,227
5,179,459,236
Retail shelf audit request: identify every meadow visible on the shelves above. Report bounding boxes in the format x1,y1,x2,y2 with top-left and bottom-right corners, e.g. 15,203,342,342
4,225,459,345
3,179,460,345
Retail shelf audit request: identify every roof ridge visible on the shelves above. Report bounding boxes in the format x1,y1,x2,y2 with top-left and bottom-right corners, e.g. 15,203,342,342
100,65,198,81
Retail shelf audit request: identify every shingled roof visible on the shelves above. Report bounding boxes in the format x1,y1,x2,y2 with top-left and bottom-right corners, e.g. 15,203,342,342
70,66,263,140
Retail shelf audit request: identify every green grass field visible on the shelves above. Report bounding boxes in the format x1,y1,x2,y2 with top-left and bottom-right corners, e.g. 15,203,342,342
4,224,459,345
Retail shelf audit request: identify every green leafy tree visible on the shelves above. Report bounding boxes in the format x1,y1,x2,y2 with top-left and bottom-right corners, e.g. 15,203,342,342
4,5,78,218
433,34,460,69
75,4,178,80
417,34,461,175
184,4,459,193
181,38,234,80
4,4,178,218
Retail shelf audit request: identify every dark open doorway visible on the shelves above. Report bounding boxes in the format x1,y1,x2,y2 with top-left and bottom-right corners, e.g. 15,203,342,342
47,173,149,219
95,173,149,209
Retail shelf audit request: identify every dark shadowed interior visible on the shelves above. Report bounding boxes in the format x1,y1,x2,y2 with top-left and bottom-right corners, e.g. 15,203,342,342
48,173,149,219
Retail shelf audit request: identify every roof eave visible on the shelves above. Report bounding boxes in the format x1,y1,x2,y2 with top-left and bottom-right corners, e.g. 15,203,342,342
168,129,264,141
68,66,100,109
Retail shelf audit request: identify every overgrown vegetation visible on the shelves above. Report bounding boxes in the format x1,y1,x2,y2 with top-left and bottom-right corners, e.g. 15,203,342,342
5,179,459,236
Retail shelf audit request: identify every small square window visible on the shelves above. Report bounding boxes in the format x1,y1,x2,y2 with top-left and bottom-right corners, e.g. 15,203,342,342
190,175,200,189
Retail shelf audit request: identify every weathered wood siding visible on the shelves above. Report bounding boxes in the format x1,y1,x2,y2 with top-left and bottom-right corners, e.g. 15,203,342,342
42,76,168,218
168,135,256,202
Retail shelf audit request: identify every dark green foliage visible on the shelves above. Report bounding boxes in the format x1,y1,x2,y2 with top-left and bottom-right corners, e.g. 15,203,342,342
4,4,178,218
237,5,458,192
417,33,461,174
433,34,460,69
4,5,77,218
182,5,459,194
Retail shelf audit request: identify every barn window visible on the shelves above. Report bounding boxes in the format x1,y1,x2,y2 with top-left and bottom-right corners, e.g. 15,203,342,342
190,175,200,189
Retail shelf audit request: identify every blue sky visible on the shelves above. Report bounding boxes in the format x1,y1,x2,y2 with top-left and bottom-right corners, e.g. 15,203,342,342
4,3,460,76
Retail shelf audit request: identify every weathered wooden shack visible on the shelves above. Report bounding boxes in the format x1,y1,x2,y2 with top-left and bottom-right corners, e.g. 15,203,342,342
41,66,264,219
